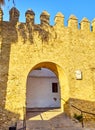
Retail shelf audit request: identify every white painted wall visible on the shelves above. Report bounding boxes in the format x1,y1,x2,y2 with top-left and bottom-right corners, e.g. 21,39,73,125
26,68,61,108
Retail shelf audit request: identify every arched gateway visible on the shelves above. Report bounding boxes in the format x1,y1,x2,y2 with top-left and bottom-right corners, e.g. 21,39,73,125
26,62,69,111
1,7,95,129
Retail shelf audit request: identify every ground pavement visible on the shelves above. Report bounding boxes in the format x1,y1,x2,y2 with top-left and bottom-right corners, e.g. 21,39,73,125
17,110,95,130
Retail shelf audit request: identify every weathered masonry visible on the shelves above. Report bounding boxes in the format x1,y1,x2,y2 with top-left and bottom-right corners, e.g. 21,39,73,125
0,7,95,129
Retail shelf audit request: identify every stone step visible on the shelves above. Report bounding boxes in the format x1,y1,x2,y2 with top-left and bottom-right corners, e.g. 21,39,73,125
26,107,61,112
17,111,95,130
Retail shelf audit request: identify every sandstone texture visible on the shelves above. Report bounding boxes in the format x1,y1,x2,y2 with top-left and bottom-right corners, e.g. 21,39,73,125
0,7,95,129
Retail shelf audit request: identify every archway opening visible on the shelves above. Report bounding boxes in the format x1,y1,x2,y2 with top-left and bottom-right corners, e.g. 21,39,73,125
26,62,69,112
26,68,61,109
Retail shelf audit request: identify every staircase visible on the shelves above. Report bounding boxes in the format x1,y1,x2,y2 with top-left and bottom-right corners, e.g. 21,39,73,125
17,110,95,130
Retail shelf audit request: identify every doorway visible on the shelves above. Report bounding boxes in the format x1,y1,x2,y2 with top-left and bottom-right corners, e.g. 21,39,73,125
26,68,61,108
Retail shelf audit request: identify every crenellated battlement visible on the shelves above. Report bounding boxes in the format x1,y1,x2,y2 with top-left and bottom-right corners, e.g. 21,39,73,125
1,7,95,44
0,7,95,130
0,7,95,32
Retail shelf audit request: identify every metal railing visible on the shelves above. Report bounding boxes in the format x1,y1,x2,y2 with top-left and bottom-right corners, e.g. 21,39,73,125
71,104,95,127
9,100,95,129
61,98,95,128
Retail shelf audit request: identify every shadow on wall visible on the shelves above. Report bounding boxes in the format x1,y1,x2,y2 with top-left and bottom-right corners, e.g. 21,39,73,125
0,20,19,129
0,7,56,129
64,98,95,119
0,109,20,129
0,8,55,129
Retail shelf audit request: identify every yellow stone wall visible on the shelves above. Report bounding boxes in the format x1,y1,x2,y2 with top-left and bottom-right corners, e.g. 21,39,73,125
0,7,95,129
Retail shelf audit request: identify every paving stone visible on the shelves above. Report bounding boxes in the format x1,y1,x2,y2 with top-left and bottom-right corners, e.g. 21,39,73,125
23,111,93,130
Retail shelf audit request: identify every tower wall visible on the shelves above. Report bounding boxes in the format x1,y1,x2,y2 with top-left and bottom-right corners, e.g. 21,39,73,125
0,7,95,129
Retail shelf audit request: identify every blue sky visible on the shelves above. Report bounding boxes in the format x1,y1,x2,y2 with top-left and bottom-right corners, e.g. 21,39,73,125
2,0,95,25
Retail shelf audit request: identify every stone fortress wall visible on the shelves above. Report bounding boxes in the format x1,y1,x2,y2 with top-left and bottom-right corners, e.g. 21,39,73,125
0,7,95,129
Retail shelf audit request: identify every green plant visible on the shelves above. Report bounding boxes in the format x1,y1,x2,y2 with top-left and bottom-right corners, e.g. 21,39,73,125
74,113,83,122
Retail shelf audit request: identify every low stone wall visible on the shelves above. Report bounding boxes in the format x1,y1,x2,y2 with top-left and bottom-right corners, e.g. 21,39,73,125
66,98,95,120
